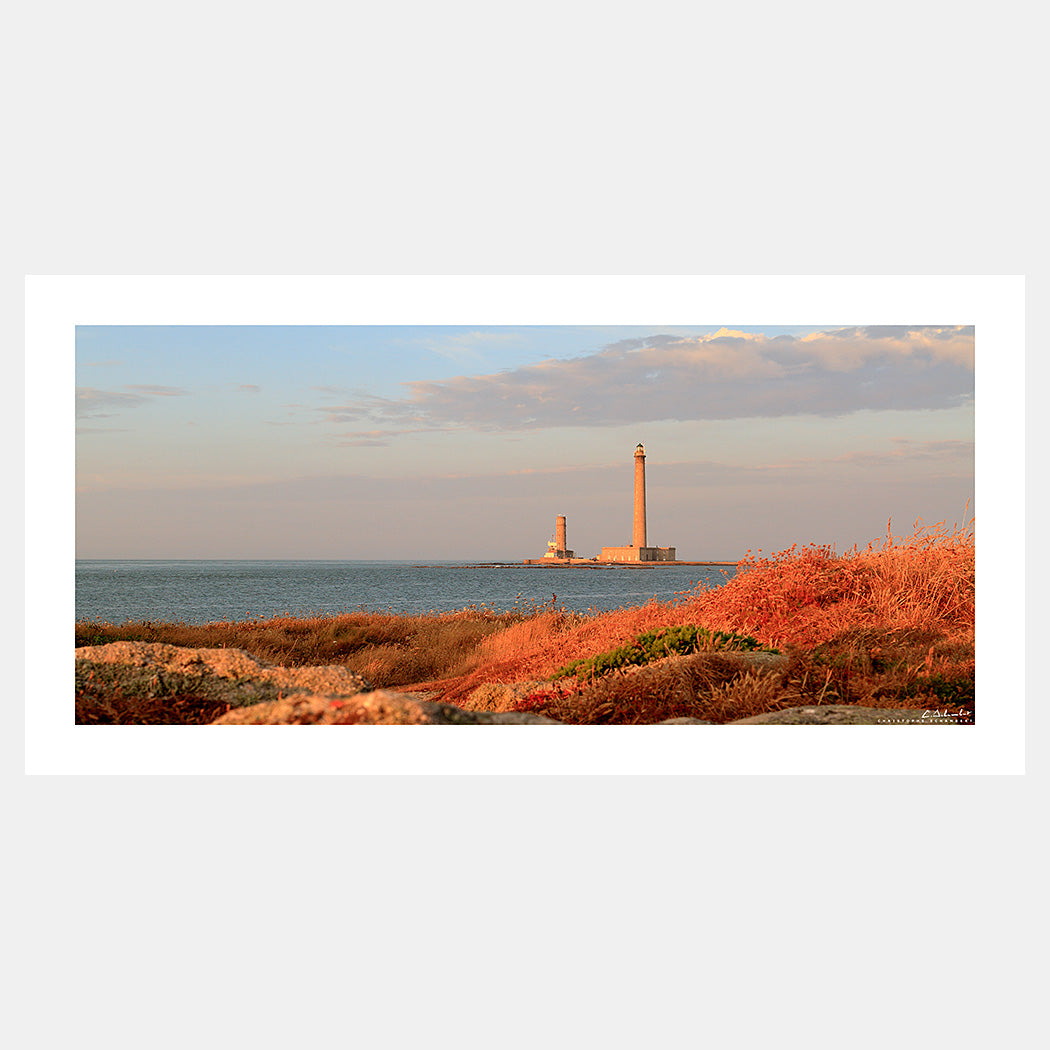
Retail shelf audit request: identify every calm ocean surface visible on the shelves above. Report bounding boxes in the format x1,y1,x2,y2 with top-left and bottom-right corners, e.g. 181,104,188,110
75,560,738,625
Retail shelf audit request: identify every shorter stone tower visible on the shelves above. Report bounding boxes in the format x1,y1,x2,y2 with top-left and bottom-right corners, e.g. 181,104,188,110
542,515,574,559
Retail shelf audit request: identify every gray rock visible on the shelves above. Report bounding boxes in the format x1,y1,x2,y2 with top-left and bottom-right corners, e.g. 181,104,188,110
77,641,372,703
727,705,962,725
211,692,566,725
416,701,564,725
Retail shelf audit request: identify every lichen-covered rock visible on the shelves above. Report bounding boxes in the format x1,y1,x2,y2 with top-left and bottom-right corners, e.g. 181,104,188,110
75,642,373,724
213,692,564,725
658,717,716,725
415,700,563,725
212,690,431,725
76,642,372,695
460,680,554,713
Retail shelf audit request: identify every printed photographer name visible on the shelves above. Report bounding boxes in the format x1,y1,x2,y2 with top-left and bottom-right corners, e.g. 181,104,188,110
877,709,973,724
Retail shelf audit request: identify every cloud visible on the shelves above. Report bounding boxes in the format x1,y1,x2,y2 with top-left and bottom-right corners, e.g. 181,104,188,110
796,326,974,370
124,385,188,397
237,384,261,393
76,387,149,418
318,393,455,429
317,326,975,433
76,384,190,421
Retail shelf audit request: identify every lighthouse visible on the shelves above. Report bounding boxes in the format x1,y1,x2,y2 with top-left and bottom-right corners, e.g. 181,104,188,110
633,442,647,549
599,443,677,562
541,515,574,559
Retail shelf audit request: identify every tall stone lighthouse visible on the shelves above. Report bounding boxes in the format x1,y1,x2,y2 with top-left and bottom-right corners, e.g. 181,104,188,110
633,442,647,549
600,443,677,562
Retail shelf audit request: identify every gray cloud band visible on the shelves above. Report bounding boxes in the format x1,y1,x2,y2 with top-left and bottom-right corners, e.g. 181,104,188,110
75,385,189,419
320,326,975,431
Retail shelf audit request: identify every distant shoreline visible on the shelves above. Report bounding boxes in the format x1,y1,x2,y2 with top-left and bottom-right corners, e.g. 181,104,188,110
437,561,739,569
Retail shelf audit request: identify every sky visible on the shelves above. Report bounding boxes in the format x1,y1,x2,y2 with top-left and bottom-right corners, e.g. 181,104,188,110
74,324,975,560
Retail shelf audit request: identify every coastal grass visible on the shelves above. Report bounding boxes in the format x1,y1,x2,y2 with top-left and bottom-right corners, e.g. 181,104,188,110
75,517,975,724
678,516,975,651
75,606,582,689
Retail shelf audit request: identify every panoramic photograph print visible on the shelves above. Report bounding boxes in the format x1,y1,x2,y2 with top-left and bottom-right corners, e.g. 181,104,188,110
74,322,976,727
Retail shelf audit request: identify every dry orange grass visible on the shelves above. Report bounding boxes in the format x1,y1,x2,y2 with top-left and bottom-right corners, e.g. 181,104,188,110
680,516,975,650
435,517,975,707
514,657,798,725
434,599,695,702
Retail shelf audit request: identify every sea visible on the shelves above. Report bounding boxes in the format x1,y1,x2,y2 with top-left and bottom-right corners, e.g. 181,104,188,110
74,560,738,625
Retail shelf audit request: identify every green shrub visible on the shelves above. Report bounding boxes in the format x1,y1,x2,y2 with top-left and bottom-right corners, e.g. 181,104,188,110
550,625,777,682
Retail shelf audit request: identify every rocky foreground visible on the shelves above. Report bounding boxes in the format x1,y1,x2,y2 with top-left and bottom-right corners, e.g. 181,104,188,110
74,642,961,725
